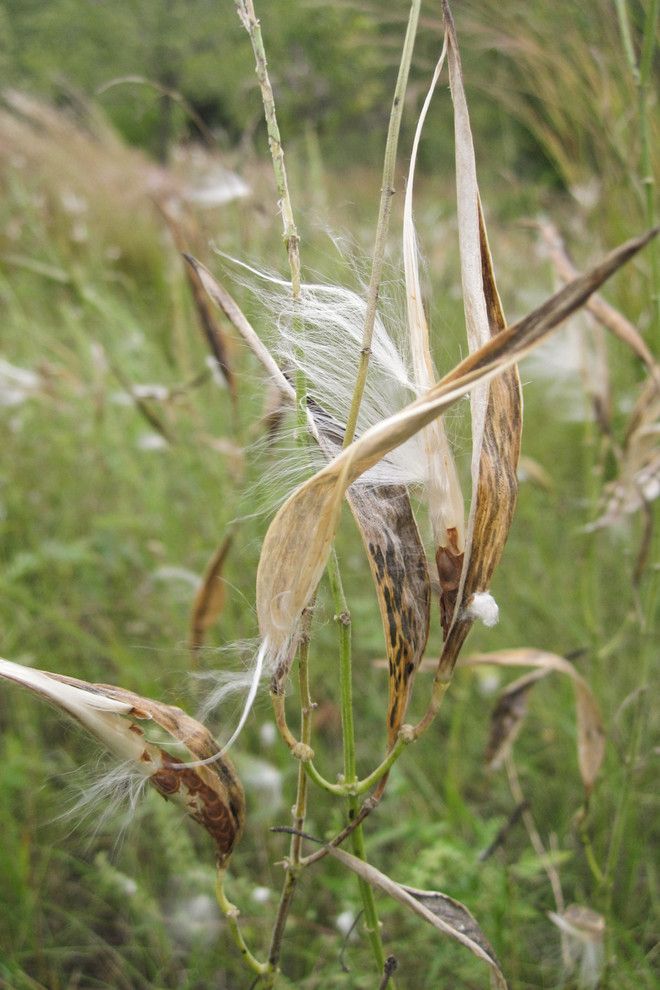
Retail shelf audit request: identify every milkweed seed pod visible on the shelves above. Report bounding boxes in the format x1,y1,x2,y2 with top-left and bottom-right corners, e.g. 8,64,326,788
0,658,245,865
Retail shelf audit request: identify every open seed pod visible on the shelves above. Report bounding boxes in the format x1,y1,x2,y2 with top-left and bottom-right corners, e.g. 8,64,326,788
254,226,655,668
0,658,245,865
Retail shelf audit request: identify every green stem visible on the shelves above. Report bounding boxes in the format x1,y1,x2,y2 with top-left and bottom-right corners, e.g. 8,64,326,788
237,0,307,437
343,0,422,446
638,0,659,337
303,759,346,795
355,737,408,795
265,613,314,979
602,561,656,904
614,0,659,336
216,867,270,977
304,736,408,797
613,0,638,79
326,550,387,976
236,0,300,300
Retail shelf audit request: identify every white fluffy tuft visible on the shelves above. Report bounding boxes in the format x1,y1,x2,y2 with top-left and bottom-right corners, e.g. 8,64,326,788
55,758,151,847
223,256,432,489
465,591,499,627
181,634,298,767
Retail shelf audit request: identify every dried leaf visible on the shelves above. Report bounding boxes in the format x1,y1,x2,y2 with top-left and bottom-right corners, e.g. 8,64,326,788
549,904,606,983
538,219,659,381
402,886,503,973
485,668,550,769
184,256,287,394
321,844,507,988
159,208,236,402
256,229,656,653
189,532,233,653
589,376,660,529
461,649,606,794
0,658,245,863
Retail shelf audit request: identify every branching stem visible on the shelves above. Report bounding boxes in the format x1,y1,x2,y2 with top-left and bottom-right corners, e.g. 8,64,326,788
265,618,314,976
327,550,388,976
216,867,270,977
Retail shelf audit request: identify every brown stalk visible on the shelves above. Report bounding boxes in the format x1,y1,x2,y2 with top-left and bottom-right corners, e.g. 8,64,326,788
189,531,234,655
537,218,658,381
158,203,237,404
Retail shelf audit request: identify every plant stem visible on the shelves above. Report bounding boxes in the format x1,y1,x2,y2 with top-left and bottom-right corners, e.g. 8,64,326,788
343,0,421,446
614,0,659,335
354,737,408,794
236,5,315,983
601,564,656,905
638,0,659,336
236,0,300,300
505,756,565,914
265,611,314,982
326,550,387,976
236,0,307,434
216,867,270,977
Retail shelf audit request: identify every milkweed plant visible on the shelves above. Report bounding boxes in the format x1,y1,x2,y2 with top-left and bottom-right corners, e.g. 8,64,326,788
1,1,657,987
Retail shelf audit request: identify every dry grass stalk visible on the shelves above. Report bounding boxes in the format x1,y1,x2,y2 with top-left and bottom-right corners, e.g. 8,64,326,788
189,531,234,653
159,205,236,403
0,658,245,864
537,219,658,381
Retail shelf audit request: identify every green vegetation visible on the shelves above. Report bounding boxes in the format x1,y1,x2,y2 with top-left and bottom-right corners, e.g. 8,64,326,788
0,2,657,988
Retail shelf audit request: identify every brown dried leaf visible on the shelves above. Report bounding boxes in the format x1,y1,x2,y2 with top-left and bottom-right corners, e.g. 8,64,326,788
538,219,659,381
184,256,286,394
0,658,245,863
256,229,656,653
402,886,504,975
159,208,236,403
485,668,550,769
321,844,507,988
462,649,606,794
589,376,660,529
189,532,233,653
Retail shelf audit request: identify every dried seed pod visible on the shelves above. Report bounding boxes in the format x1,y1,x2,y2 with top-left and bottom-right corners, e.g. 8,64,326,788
0,658,245,864
255,227,655,659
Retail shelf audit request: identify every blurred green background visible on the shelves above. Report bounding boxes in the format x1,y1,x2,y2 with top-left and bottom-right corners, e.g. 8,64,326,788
0,1,657,988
